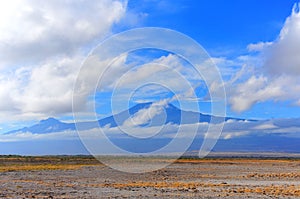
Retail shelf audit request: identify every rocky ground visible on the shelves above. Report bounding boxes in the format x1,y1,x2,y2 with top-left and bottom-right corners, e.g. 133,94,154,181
0,156,299,198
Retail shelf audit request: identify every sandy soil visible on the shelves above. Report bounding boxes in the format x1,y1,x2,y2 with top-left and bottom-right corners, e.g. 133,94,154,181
0,156,299,198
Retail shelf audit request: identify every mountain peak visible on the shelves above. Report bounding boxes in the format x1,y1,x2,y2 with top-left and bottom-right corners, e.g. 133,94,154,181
130,101,179,109
40,117,60,124
127,102,181,115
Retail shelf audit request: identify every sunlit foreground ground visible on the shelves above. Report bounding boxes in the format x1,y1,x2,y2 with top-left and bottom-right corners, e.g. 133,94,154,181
0,155,299,198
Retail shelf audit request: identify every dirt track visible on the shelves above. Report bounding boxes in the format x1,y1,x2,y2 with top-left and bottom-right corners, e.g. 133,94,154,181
0,156,299,198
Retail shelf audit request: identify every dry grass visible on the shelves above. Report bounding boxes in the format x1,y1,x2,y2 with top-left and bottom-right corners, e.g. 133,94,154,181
1,156,299,198
246,172,300,179
231,185,300,197
175,158,300,164
0,164,98,172
102,181,300,197
0,155,101,172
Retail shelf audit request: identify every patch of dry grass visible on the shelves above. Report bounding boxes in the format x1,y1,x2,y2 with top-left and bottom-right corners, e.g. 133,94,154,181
175,158,300,164
0,164,98,172
230,185,300,197
102,181,300,197
246,172,300,179
0,155,101,172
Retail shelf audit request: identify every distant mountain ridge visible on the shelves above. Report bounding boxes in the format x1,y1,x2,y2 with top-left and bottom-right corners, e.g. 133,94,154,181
2,102,300,155
6,117,76,134
5,102,248,134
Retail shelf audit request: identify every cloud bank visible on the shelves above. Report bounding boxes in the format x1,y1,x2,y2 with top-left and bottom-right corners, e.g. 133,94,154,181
0,0,127,122
0,0,126,66
229,3,300,112
1,118,300,142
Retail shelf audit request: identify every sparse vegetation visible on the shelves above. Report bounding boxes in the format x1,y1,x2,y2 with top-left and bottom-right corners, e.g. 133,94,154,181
0,155,101,172
0,155,299,198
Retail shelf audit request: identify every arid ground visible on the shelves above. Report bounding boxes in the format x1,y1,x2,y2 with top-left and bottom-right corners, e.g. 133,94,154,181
0,155,299,198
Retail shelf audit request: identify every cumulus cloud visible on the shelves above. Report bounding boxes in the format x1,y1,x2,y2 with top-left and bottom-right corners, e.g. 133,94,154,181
2,117,300,142
0,0,127,67
228,3,300,112
247,42,273,52
79,53,204,113
229,76,283,112
0,0,128,122
112,54,200,92
123,99,169,127
21,56,82,114
220,118,300,139
0,55,83,122
253,122,278,130
0,130,79,142
265,3,300,76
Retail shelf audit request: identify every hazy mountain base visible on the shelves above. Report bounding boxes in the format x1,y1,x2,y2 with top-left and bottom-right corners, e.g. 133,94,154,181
2,102,299,155
1,134,300,155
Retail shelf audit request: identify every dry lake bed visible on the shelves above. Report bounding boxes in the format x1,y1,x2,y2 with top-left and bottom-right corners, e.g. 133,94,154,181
0,154,299,198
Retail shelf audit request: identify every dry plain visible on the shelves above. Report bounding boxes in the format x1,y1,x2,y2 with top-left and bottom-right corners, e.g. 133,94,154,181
0,155,299,198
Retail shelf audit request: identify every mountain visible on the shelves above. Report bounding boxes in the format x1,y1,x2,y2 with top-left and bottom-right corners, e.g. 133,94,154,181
1,102,300,155
105,102,250,126
6,117,76,134
5,102,247,134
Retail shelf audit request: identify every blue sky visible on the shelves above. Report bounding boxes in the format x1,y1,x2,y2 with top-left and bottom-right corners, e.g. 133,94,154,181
0,0,300,134
126,0,296,50
116,0,300,120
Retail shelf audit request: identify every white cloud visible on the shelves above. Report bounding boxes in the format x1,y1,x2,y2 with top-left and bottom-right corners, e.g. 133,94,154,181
0,0,128,122
253,122,278,130
114,54,197,91
2,117,300,142
264,3,300,76
123,99,169,127
229,76,284,112
247,42,273,52
0,78,19,112
0,55,82,120
0,130,79,142
223,132,247,140
228,3,300,112
0,0,127,67
21,56,83,114
1,118,300,157
88,53,203,112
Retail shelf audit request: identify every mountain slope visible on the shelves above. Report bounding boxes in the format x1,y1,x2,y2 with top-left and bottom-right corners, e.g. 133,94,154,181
81,102,248,130
6,117,76,134
2,103,300,154
5,102,250,134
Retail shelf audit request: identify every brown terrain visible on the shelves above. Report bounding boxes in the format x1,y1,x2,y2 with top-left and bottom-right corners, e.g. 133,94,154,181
0,155,299,198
